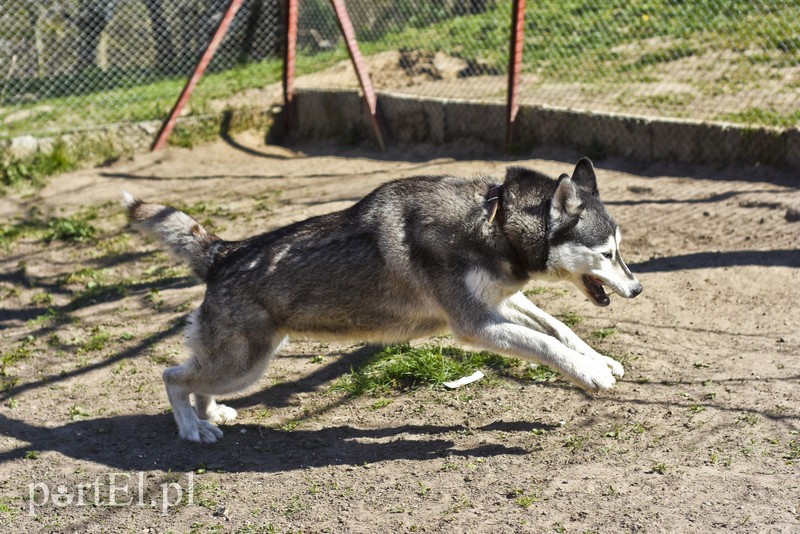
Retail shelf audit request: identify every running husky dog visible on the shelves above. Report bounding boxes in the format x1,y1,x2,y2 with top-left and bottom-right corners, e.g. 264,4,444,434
124,157,642,443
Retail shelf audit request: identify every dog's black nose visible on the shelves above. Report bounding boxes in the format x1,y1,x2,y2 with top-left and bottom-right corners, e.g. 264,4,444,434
629,283,643,298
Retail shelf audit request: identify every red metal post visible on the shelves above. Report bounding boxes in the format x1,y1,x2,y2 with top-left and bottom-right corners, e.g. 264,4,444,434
283,0,298,135
151,0,244,151
329,0,386,151
506,0,526,152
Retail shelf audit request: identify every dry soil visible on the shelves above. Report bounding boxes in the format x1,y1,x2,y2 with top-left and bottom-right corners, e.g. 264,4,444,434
0,134,799,533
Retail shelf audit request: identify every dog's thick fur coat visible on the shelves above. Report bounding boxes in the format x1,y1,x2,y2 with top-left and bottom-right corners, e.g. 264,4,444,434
125,158,642,442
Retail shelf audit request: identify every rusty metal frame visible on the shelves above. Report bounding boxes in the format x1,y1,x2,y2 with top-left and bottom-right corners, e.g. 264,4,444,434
282,0,298,135
152,1,526,153
329,0,385,151
151,0,244,151
506,0,527,152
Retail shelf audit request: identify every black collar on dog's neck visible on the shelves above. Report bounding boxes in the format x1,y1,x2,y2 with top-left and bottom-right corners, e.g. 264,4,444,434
485,183,529,281
486,184,504,225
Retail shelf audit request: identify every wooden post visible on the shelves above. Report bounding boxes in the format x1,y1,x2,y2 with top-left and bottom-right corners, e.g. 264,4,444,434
329,0,385,151
283,0,298,135
506,0,526,152
151,0,244,151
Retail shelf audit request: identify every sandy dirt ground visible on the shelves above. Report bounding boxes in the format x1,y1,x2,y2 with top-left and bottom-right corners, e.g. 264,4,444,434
1,133,799,533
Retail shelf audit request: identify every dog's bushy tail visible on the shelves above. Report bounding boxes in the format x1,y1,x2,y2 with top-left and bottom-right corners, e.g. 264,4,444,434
123,191,221,281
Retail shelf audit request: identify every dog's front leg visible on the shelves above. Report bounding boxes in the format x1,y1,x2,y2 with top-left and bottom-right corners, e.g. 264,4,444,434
501,292,624,378
452,317,617,392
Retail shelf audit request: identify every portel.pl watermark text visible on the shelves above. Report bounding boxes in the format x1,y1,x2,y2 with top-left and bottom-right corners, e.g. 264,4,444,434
28,472,194,516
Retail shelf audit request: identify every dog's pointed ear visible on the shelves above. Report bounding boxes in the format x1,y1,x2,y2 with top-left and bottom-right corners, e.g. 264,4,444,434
550,174,584,234
572,157,599,196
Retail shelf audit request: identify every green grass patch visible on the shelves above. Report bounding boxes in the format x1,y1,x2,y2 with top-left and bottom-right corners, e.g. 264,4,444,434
280,419,301,432
0,337,36,376
787,440,800,462
42,215,98,243
651,462,668,475
370,397,392,410
0,220,37,250
624,44,698,72
78,329,111,353
592,326,617,340
67,404,91,421
511,488,541,509
563,434,588,452
526,364,559,383
557,311,583,328
0,140,77,190
30,292,54,306
167,119,221,149
718,108,800,128
639,93,697,109
56,262,190,314
1,50,345,139
175,199,239,222
0,496,17,518
523,287,548,296
0,206,100,249
331,343,517,396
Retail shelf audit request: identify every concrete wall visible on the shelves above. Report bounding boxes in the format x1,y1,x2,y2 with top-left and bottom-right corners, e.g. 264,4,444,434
1,108,274,163
293,89,800,170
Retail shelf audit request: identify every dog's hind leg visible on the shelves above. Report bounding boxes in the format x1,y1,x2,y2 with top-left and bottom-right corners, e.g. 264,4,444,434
502,292,624,377
163,309,286,443
163,364,223,443
191,333,287,424
194,394,238,425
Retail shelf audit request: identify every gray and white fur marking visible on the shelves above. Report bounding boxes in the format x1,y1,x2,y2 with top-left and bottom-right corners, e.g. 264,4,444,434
124,157,642,443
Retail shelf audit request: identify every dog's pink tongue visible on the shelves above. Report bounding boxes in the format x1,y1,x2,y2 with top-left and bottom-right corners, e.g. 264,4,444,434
584,275,610,306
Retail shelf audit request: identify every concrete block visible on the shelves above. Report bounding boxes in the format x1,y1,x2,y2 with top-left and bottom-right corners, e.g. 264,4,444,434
442,100,504,148
650,120,706,164
649,120,786,168
692,124,741,165
596,115,652,161
734,126,786,168
515,107,653,161
785,128,800,170
289,89,797,170
293,90,370,143
379,94,445,144
420,99,445,144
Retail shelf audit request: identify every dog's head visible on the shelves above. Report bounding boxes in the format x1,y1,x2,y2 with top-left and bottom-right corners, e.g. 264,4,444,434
543,157,642,306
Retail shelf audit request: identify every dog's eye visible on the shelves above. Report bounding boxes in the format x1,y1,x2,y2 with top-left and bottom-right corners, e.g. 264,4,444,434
602,252,613,260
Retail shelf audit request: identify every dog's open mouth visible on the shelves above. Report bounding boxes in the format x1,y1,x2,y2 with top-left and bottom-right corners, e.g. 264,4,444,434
582,275,610,307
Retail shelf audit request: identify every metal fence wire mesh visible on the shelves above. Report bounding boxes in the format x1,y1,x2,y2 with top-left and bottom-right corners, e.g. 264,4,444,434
0,0,283,137
297,0,800,126
1,0,798,140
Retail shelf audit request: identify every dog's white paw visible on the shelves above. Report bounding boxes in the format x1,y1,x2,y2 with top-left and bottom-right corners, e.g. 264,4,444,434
597,355,624,378
571,359,617,392
179,419,224,443
206,404,238,425
581,348,624,378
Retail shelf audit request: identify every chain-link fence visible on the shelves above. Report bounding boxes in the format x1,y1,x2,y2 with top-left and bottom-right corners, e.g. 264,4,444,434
0,0,283,138
297,0,800,127
1,0,798,141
